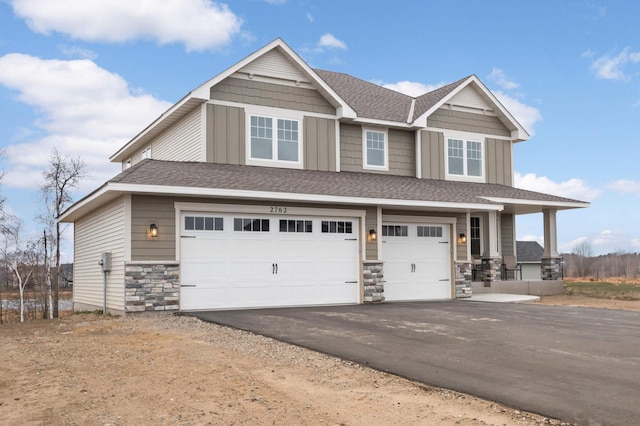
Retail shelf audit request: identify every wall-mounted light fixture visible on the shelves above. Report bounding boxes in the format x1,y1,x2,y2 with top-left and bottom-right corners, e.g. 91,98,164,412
368,229,377,242
149,223,159,238
457,233,467,244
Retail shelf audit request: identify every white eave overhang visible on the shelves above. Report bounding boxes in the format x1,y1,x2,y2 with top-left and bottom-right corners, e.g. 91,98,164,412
110,96,207,163
59,182,504,223
479,196,590,215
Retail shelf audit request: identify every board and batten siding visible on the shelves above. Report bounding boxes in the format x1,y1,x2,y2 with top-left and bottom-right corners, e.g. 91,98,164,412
206,104,245,165
304,116,337,172
131,195,177,261
210,77,335,115
500,214,515,257
427,108,511,138
73,196,126,313
486,138,513,186
340,124,415,176
129,106,202,166
420,130,445,180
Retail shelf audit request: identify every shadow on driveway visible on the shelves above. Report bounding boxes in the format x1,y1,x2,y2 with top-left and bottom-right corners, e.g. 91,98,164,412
190,301,640,425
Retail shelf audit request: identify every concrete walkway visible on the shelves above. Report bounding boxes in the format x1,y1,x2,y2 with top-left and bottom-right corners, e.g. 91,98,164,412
460,293,540,303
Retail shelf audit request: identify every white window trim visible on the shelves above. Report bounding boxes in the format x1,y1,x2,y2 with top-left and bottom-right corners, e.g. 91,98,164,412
444,131,485,182
245,108,304,170
141,145,152,160
362,127,389,171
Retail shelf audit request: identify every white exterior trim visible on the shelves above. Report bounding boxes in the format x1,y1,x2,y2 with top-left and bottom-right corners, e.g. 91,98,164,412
245,108,304,169
362,127,389,171
415,129,422,179
479,197,590,210
382,215,457,225
208,99,338,121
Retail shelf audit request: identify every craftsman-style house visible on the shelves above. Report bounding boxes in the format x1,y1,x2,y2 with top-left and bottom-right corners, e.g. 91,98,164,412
60,39,588,314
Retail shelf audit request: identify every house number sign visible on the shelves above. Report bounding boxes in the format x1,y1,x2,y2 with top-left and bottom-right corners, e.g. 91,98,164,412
269,206,288,213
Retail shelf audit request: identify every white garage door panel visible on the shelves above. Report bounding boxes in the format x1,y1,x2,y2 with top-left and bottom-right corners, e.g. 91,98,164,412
180,213,359,310
383,223,451,301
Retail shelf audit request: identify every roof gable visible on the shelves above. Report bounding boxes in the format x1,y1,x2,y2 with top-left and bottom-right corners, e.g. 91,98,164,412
238,48,311,83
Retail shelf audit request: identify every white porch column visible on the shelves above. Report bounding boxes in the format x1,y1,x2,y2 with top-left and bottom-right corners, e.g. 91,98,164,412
542,208,559,258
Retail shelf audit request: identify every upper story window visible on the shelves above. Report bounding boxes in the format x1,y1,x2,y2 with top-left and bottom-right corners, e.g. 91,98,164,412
363,128,388,170
142,145,152,160
447,137,484,180
248,114,302,168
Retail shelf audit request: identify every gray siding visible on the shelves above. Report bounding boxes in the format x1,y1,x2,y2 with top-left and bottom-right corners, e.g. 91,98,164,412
364,206,379,260
304,116,336,172
340,124,415,176
131,195,177,261
206,104,245,165
420,130,445,179
427,108,511,137
74,197,126,313
454,213,468,261
388,129,415,177
501,214,515,257
210,77,336,115
486,138,513,186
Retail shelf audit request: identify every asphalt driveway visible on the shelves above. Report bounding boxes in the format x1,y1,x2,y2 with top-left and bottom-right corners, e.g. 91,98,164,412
190,301,640,425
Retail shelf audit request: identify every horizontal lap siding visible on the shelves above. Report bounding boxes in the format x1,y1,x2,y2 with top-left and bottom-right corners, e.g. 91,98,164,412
74,197,126,311
130,107,202,166
151,106,202,162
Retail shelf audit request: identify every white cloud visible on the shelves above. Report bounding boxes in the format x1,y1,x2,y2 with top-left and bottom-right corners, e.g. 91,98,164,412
10,0,242,52
318,33,347,50
383,81,445,97
307,13,314,23
590,47,640,81
493,90,542,135
514,172,601,201
608,179,640,196
58,45,97,60
487,68,519,90
0,53,171,191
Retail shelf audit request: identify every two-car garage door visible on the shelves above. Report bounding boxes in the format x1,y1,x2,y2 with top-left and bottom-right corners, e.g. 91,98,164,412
179,211,360,310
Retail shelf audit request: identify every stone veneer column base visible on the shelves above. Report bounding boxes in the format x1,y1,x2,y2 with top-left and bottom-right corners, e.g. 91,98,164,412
455,261,473,298
481,257,502,287
125,262,180,313
541,257,563,281
363,260,385,303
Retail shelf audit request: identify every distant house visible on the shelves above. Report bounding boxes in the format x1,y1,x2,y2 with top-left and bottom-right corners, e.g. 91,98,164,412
59,38,588,314
517,241,545,280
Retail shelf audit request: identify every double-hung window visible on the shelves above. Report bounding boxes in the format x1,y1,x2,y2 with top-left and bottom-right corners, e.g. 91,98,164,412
447,137,483,180
248,114,301,168
363,128,388,170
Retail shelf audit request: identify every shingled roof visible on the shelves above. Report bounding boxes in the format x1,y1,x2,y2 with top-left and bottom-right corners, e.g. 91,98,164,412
110,160,584,207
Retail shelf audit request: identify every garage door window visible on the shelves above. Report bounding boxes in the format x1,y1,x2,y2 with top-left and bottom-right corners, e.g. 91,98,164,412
382,225,408,237
322,220,353,234
280,219,313,233
234,218,270,232
184,215,223,231
417,226,443,238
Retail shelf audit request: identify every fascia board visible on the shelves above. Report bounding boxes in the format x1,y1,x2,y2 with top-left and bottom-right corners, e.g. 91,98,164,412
479,196,590,210
62,181,504,223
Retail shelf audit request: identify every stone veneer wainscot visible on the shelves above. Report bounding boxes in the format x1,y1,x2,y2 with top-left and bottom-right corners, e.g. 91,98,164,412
125,262,180,312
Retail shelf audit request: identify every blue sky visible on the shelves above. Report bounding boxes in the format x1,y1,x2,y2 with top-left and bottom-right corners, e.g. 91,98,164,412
0,0,639,260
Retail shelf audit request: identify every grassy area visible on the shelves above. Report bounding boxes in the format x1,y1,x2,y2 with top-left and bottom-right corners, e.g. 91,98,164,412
564,280,640,300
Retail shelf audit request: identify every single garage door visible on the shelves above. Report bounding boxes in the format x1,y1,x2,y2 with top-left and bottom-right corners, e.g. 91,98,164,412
180,212,360,310
382,222,451,301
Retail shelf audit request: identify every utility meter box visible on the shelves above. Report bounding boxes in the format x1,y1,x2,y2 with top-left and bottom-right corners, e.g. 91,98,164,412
99,252,112,272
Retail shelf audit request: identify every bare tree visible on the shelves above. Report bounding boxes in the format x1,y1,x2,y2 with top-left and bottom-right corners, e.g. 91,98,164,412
39,149,85,318
572,241,593,277
1,219,34,323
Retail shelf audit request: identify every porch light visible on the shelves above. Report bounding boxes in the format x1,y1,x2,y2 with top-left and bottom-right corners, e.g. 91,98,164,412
149,223,159,238
457,233,467,244
368,229,377,242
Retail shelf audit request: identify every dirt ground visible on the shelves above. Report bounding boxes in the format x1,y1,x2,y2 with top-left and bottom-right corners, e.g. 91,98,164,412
2,295,634,426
